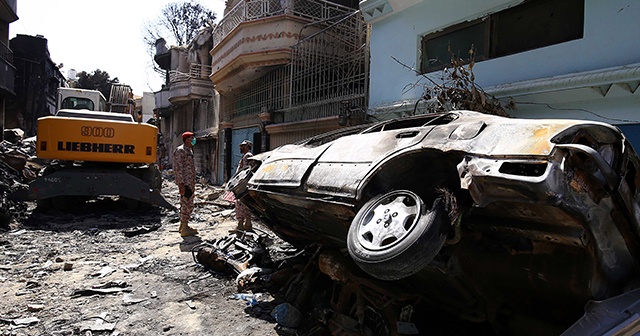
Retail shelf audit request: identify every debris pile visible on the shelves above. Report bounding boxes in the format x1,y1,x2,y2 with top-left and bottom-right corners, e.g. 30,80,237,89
0,129,39,226
193,229,298,292
193,230,317,330
192,229,410,334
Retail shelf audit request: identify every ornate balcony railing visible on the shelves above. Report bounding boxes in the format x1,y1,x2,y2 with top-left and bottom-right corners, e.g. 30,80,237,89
169,63,212,83
190,63,212,79
169,70,189,83
221,9,368,122
212,0,354,48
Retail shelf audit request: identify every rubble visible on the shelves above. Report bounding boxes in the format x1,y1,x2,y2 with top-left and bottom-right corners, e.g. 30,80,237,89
0,174,297,335
0,133,38,227
0,138,504,335
122,293,148,305
122,223,161,237
78,312,116,333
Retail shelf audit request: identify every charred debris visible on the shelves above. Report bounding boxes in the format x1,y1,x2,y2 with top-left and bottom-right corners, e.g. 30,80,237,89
0,129,37,226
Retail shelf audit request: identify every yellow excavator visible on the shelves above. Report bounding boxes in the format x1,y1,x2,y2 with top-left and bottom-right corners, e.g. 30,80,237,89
26,85,173,209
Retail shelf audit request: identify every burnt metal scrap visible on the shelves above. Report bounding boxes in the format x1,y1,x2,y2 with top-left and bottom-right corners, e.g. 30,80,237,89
193,231,266,275
192,229,311,293
226,110,640,335
192,229,426,334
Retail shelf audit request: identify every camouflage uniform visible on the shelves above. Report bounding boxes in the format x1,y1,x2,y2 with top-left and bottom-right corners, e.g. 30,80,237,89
173,144,196,223
235,151,253,221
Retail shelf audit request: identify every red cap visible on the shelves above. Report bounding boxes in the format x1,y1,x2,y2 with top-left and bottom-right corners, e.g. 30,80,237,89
181,131,194,139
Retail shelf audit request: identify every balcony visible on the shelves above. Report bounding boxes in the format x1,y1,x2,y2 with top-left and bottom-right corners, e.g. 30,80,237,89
210,0,354,92
0,0,17,24
0,40,14,95
168,63,214,105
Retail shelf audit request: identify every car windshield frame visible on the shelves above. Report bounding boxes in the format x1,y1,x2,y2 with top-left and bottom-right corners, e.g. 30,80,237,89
361,112,459,133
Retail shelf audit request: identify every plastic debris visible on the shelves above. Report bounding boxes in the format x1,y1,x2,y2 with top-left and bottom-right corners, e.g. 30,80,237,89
229,292,271,307
91,266,116,278
12,316,40,326
27,304,45,312
271,302,302,328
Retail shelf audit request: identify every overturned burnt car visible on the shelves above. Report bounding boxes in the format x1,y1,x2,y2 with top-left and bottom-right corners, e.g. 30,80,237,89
228,110,640,334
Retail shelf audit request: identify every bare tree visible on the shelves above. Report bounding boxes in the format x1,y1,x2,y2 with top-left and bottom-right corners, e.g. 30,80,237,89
142,1,217,75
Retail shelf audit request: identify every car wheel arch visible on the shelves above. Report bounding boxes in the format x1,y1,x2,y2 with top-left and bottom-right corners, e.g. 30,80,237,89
355,151,463,207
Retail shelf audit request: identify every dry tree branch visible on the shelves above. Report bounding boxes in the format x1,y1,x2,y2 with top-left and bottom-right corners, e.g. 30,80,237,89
394,48,513,117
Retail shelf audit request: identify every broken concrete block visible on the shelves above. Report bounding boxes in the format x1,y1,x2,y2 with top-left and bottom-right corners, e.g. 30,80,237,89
27,303,45,312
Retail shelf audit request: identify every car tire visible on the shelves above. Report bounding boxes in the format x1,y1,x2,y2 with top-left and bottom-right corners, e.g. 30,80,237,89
226,168,253,198
347,190,449,281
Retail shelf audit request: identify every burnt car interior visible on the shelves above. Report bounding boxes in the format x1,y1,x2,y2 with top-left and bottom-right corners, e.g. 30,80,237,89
362,112,459,133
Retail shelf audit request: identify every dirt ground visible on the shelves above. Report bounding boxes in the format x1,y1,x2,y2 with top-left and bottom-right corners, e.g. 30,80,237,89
0,179,295,335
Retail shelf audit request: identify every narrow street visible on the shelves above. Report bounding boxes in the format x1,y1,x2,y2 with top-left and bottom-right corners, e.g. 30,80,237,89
0,179,285,335
1,0,639,335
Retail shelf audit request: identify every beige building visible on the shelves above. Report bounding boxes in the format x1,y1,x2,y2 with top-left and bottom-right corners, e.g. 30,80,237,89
154,0,369,184
154,26,219,182
0,0,16,140
211,0,368,182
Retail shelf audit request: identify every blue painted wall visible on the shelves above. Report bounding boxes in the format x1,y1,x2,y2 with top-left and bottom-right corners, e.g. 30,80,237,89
218,126,260,183
367,0,640,109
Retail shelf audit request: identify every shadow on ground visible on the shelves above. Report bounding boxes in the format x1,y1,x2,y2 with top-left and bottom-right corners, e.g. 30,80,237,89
20,197,169,232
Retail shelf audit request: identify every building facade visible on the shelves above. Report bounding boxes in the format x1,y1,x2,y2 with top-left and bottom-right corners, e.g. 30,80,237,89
8,34,65,137
360,0,640,146
0,0,16,140
155,0,369,184
211,0,368,182
154,27,220,183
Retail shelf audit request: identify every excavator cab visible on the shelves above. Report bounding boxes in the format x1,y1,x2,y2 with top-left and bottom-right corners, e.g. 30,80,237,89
60,97,93,110
57,88,107,112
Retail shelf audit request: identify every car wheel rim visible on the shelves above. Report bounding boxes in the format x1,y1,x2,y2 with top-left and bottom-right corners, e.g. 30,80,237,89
227,169,251,192
228,169,247,187
356,191,422,251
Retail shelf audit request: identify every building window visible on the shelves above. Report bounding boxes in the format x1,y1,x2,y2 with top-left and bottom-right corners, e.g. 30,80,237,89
421,0,584,72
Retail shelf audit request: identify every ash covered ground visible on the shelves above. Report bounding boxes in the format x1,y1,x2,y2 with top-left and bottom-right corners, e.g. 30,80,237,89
0,133,323,336
0,133,496,336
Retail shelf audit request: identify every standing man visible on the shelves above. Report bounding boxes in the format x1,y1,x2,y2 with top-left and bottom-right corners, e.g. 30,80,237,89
233,140,253,232
173,131,199,237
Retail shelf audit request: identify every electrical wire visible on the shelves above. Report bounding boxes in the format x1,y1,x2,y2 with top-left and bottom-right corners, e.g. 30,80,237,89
514,101,640,123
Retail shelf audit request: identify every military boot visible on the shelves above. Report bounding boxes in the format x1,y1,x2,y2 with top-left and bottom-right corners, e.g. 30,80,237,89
244,218,253,232
179,221,199,237
230,219,244,233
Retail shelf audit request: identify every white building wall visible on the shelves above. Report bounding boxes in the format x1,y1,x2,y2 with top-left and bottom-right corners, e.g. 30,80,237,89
141,92,155,124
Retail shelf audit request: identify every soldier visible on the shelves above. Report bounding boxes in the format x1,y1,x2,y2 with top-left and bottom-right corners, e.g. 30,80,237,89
233,139,253,232
173,131,199,237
